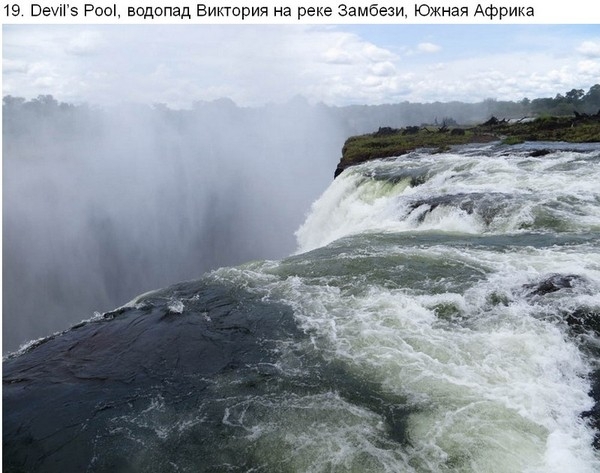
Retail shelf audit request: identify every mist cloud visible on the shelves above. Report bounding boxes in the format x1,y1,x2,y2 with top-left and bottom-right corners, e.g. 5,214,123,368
2,97,346,352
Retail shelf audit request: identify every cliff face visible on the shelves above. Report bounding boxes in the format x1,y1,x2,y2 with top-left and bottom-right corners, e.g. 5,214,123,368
335,113,600,178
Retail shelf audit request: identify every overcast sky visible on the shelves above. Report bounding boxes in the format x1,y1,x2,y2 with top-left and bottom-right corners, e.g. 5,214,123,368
3,24,600,108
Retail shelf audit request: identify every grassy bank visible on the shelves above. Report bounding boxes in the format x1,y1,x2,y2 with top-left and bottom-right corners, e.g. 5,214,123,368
336,114,600,177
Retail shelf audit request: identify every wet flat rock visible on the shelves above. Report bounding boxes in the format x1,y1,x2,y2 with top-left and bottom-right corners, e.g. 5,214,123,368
3,281,299,473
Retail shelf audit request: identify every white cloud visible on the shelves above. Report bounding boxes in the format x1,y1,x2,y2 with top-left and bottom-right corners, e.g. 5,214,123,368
577,40,600,58
577,59,600,80
369,61,397,77
2,25,599,107
2,59,29,74
428,63,446,72
66,31,104,56
24,62,61,90
322,48,354,65
417,42,441,53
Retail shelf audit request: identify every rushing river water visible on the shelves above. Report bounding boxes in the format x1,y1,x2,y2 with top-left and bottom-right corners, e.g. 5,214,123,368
4,142,600,472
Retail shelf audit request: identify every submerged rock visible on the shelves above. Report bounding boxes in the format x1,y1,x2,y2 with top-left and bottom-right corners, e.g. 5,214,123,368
529,149,552,157
584,373,600,449
522,273,600,447
407,192,509,225
523,273,587,297
566,307,600,335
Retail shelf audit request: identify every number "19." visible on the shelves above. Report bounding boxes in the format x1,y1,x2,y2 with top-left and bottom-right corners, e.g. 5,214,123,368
4,4,21,16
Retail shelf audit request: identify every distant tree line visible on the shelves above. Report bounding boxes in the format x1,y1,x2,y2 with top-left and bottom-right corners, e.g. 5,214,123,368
3,84,600,138
326,84,600,132
483,84,600,119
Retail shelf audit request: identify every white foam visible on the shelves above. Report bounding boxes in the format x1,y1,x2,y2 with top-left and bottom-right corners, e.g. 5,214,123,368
206,146,600,471
213,234,600,471
296,149,600,252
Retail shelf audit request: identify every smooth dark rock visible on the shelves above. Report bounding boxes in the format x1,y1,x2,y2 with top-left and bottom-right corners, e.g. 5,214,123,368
334,162,347,178
3,280,301,472
523,273,586,297
529,149,552,157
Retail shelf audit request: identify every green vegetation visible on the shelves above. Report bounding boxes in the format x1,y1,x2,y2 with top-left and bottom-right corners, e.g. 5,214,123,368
482,115,600,142
341,127,492,165
336,114,600,177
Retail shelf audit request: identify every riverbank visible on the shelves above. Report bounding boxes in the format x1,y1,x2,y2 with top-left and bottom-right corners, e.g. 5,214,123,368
335,113,600,177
